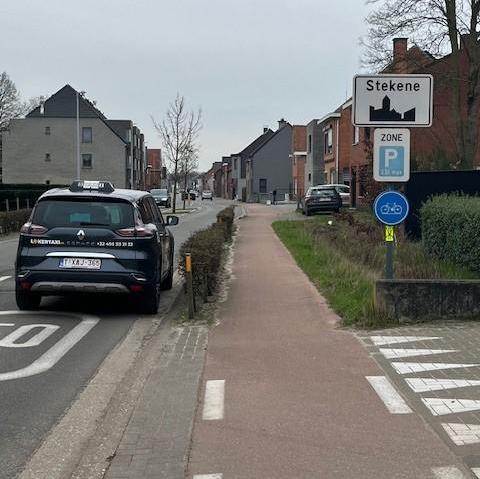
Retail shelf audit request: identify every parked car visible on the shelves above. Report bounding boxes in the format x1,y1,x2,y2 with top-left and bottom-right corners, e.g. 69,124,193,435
150,188,171,208
316,184,351,207
303,186,342,216
201,190,213,200
15,180,179,314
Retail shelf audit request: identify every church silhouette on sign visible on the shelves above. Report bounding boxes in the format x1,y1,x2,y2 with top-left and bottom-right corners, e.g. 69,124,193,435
370,96,416,122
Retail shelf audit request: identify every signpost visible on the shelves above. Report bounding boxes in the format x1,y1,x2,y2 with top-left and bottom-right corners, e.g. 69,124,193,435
352,73,433,280
373,128,410,182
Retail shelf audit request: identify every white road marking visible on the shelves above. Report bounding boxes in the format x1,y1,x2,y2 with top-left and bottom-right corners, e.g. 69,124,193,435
0,323,15,327
0,324,59,348
380,348,457,359
193,475,223,479
432,466,466,478
406,378,480,393
0,276,12,282
202,380,225,421
423,398,480,416
366,376,412,414
391,362,480,375
370,335,441,346
0,315,99,381
471,468,480,478
441,423,480,446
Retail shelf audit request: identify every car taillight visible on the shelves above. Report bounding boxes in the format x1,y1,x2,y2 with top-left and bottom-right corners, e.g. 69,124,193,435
20,223,48,235
116,226,155,238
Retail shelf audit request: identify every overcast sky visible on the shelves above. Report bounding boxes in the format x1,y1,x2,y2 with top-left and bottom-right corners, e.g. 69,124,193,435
1,0,372,171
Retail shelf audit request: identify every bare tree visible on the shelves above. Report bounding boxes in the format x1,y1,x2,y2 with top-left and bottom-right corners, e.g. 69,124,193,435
152,94,202,213
363,0,480,169
0,72,23,131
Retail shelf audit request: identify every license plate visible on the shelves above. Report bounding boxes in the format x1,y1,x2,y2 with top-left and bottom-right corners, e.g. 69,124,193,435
59,258,102,269
320,198,331,202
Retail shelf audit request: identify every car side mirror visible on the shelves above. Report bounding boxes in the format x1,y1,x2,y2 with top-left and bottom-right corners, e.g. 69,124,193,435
166,215,179,226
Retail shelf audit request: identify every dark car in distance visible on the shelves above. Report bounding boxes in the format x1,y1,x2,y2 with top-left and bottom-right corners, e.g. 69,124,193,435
150,188,171,208
15,180,179,314
302,186,342,216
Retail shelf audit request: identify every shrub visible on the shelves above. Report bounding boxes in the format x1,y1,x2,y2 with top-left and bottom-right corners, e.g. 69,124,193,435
421,194,480,272
178,206,235,298
0,209,31,235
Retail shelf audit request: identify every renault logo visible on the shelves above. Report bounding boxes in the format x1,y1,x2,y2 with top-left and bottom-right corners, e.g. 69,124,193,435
77,229,86,241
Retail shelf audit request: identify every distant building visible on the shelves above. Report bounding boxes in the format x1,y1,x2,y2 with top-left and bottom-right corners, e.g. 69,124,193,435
3,84,145,188
291,125,307,199
245,119,293,203
145,149,163,190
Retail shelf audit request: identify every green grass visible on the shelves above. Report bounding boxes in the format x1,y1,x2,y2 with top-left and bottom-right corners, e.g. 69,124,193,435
272,220,390,327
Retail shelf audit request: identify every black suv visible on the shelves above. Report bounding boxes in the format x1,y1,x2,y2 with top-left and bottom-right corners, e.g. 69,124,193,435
15,180,179,314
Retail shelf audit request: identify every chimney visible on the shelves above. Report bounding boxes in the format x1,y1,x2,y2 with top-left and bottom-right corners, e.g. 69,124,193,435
39,96,45,115
263,125,269,134
278,118,287,130
393,38,408,73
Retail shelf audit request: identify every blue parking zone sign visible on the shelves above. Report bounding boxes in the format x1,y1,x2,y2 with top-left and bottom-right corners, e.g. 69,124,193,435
374,128,410,182
379,146,405,177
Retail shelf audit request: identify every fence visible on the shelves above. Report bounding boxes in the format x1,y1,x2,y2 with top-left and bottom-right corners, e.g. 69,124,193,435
404,170,480,239
0,197,33,212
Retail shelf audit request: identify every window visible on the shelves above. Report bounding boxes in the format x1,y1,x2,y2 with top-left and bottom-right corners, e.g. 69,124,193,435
353,126,360,145
259,178,267,193
324,128,333,155
45,153,51,162
82,127,93,143
82,153,93,169
45,126,51,135
308,135,312,153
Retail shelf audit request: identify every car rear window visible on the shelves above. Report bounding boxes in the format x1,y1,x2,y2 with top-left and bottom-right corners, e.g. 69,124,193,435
33,199,134,229
311,189,336,197
151,189,167,195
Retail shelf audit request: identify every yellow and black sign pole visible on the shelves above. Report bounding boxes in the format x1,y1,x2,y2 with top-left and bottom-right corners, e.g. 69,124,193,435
185,253,195,319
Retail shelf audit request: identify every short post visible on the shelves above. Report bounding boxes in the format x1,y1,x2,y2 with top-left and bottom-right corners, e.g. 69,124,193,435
26,198,30,210
385,225,395,279
185,253,195,319
5,199,9,212
16,197,20,211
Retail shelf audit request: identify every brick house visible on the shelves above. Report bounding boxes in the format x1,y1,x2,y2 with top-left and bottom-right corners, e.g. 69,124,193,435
291,125,307,198
145,149,163,190
3,85,145,188
304,119,324,192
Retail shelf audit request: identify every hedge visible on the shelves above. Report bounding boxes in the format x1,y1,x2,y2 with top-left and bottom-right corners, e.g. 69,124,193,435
0,209,31,235
421,194,480,272
178,206,235,299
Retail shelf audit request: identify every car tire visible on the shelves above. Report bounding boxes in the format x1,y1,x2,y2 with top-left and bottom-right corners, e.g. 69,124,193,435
161,248,174,291
305,208,311,217
15,289,41,311
139,281,160,315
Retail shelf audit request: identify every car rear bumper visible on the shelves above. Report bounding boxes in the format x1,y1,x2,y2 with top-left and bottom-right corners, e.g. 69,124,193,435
31,281,129,294
305,202,340,211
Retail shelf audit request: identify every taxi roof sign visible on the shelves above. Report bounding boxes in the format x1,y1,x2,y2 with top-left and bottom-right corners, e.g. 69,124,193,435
69,180,115,193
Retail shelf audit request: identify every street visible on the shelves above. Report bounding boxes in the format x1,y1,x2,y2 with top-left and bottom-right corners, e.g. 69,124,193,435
0,198,231,479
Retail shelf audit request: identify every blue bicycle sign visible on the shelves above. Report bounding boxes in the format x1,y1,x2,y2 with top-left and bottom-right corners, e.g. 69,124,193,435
374,190,410,225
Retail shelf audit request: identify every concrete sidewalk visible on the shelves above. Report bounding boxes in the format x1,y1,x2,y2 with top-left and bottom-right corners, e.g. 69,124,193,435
187,204,466,479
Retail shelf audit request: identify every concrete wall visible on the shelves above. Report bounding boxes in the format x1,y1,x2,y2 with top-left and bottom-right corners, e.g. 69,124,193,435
248,124,292,202
375,279,480,322
304,119,324,192
3,117,127,187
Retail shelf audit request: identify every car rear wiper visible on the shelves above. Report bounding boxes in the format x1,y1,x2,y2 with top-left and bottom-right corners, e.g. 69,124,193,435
79,222,110,227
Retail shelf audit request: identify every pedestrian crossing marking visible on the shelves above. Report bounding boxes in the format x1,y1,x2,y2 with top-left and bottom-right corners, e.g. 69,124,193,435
442,423,480,446
423,398,480,416
406,378,480,393
370,336,441,346
391,362,480,375
380,348,457,359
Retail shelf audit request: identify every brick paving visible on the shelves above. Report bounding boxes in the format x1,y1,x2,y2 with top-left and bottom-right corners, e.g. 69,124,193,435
105,325,208,479
359,321,480,471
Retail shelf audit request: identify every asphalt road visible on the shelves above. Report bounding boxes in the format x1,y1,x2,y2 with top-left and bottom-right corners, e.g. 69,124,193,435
0,197,232,479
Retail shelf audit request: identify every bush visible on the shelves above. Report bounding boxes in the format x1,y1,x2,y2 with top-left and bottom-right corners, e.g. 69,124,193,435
0,209,31,235
178,206,235,298
421,194,480,272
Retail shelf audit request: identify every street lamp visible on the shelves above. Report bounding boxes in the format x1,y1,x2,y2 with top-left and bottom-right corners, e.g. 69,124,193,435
76,90,86,181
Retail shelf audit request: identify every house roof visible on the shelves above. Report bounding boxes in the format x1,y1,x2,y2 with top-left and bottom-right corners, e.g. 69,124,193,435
27,84,128,144
381,45,436,74
233,128,275,158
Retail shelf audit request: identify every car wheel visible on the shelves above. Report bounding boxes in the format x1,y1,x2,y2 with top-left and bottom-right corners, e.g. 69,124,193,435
16,288,41,311
161,248,174,291
139,281,160,315
305,208,311,216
